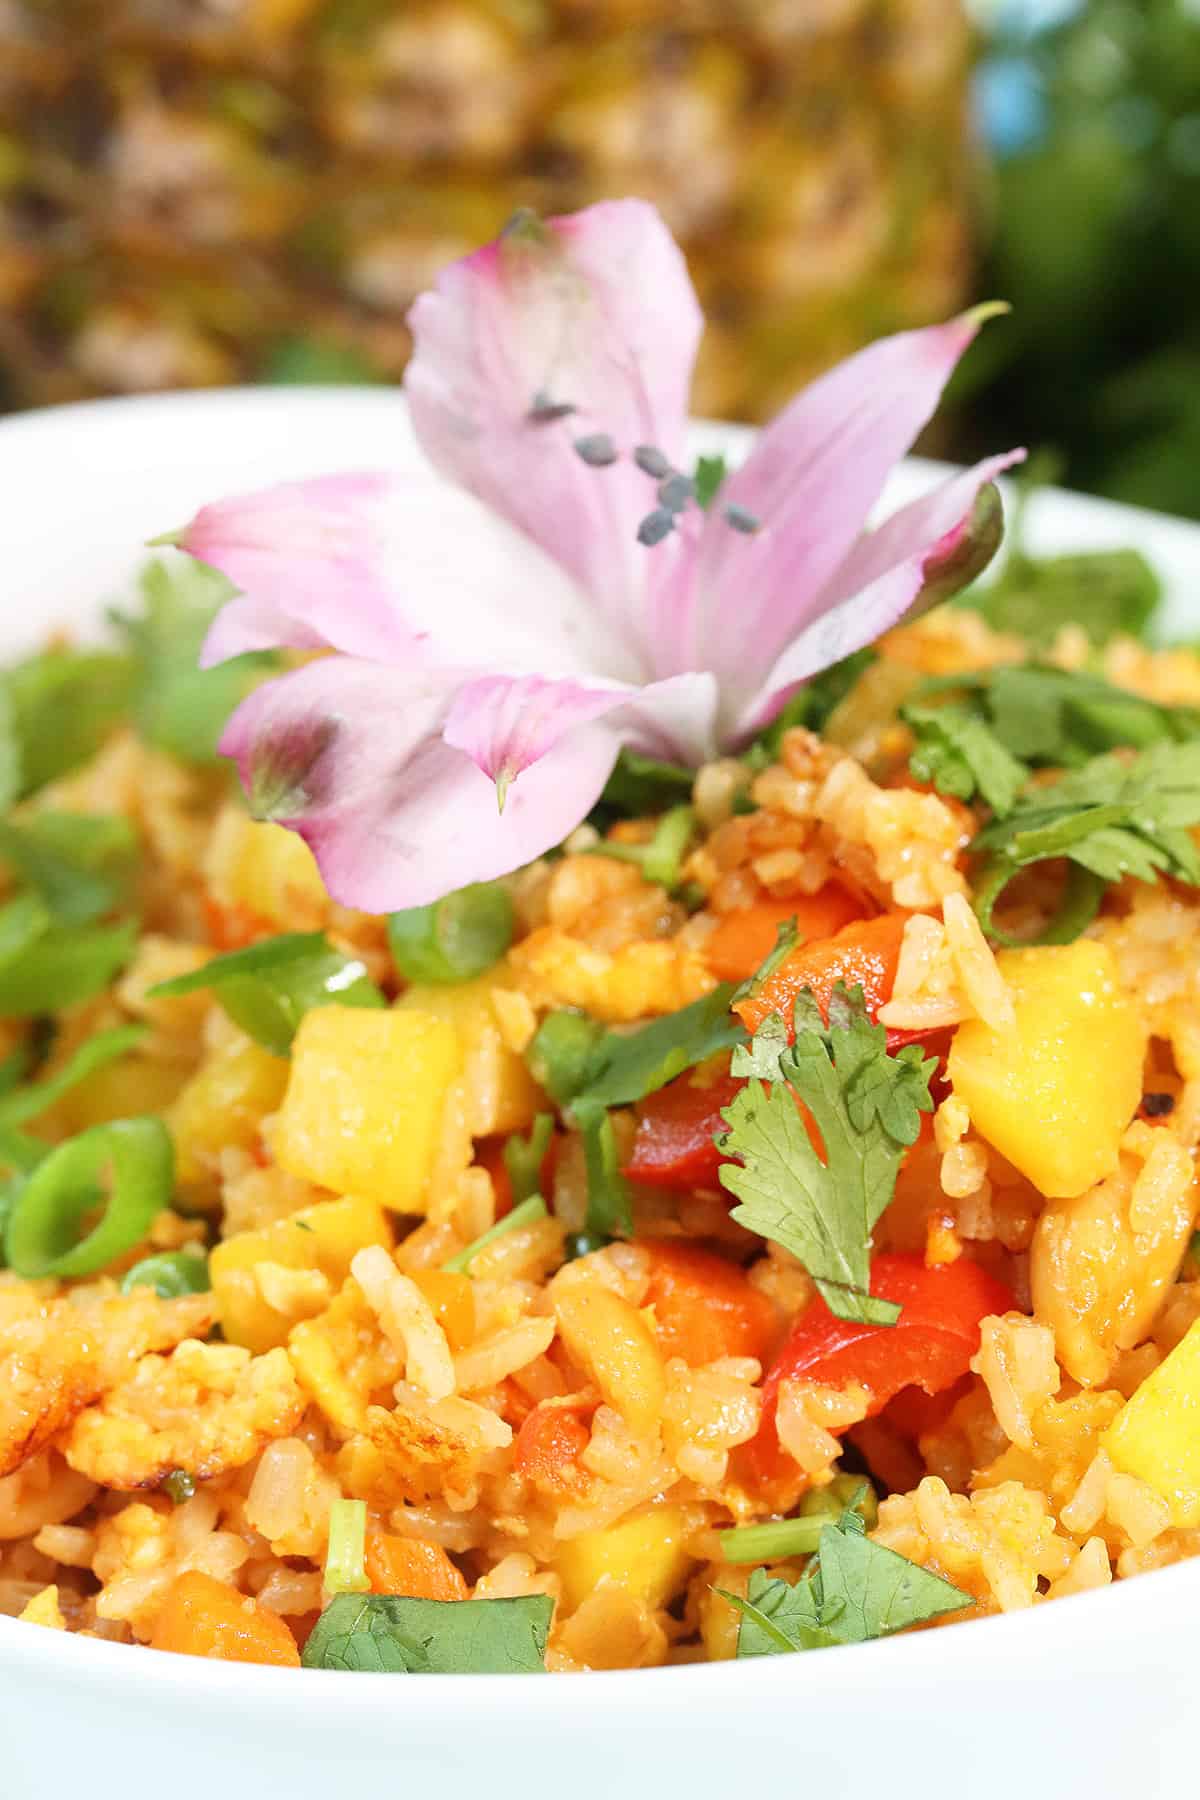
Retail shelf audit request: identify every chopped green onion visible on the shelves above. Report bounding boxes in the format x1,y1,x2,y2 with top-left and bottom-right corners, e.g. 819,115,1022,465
120,1249,210,1299
581,1109,632,1241
324,1497,370,1595
588,804,696,891
0,1024,145,1131
503,1112,554,1206
162,1470,196,1505
149,932,384,1057
0,913,136,1018
387,882,514,985
4,1116,174,1279
443,1194,547,1274
525,1010,603,1106
719,1478,878,1565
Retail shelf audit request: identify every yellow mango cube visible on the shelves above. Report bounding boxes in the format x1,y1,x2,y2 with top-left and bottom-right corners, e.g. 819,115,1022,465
947,942,1145,1199
273,1007,460,1211
555,1504,694,1615
211,1193,393,1353
204,806,329,932
394,970,542,1138
168,1037,291,1197
1103,1319,1200,1527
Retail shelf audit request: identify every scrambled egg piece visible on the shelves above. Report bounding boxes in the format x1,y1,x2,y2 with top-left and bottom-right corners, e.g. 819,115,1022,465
0,1288,216,1478
65,1340,303,1488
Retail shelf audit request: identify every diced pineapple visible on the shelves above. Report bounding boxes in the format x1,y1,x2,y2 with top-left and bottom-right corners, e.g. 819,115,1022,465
211,1193,393,1353
167,1037,290,1200
555,1504,694,1615
203,805,329,933
273,1007,461,1211
1103,1320,1200,1527
50,1053,193,1136
395,969,542,1137
947,942,1145,1199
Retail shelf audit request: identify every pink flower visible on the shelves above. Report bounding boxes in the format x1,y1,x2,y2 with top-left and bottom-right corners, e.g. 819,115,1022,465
174,201,1023,911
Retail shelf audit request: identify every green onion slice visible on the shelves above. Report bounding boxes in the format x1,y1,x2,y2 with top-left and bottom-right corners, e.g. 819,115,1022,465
324,1498,370,1595
388,882,514,985
119,1249,210,1299
5,1115,174,1279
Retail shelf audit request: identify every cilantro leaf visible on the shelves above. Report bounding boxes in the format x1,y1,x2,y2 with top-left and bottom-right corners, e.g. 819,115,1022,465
571,985,746,1118
3,648,136,797
727,1509,970,1658
973,739,1200,942
111,558,280,766
903,702,1026,814
0,814,139,926
718,985,935,1324
903,665,1200,813
301,1593,553,1673
968,546,1161,649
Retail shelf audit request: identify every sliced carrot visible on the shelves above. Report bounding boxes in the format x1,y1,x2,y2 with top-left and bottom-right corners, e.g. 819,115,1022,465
364,1529,468,1601
409,1268,476,1351
642,1241,778,1366
513,1402,591,1495
150,1570,300,1667
735,910,910,1038
203,897,272,953
705,885,865,983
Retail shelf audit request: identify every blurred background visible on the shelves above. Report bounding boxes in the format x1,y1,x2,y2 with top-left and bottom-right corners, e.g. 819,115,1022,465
0,0,1196,516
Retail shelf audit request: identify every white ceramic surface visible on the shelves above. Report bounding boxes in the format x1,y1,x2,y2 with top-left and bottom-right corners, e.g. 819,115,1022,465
0,388,1196,1800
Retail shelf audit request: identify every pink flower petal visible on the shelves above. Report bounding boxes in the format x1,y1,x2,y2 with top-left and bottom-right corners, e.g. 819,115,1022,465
185,471,625,680
220,658,617,912
405,200,702,635
734,452,1026,741
688,310,1008,710
443,668,720,801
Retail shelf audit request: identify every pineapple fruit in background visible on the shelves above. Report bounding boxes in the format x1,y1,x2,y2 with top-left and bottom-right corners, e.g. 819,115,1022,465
0,0,973,421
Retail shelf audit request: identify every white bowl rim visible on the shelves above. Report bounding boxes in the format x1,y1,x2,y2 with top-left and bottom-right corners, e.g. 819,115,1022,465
1,383,1199,1711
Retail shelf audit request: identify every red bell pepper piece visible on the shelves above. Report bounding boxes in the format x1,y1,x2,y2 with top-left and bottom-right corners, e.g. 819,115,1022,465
624,1071,744,1190
739,1251,1013,1493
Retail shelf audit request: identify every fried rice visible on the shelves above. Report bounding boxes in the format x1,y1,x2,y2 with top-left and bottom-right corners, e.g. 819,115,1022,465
3,597,1200,1672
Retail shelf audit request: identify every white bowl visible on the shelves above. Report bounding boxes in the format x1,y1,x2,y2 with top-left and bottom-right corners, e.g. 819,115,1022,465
0,388,1196,1800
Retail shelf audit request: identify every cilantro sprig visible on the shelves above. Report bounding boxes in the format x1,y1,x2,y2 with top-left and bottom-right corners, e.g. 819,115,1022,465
718,985,935,1325
723,1503,969,1657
